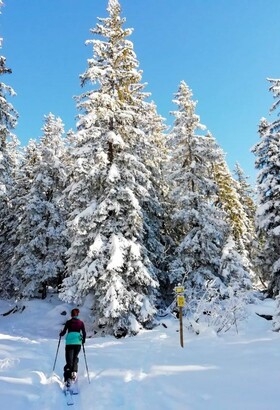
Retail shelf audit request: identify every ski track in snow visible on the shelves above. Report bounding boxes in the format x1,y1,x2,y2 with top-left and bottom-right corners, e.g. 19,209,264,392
0,298,280,409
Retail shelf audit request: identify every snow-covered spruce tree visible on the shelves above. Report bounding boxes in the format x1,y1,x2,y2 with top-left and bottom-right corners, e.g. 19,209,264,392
267,77,280,131
210,141,255,295
11,114,68,298
219,235,252,293
166,81,229,302
234,163,256,250
251,119,275,289
233,162,258,279
210,148,253,288
0,15,20,297
212,154,249,255
138,101,168,298
60,0,164,336
252,106,280,296
234,162,256,228
9,139,38,295
187,230,253,335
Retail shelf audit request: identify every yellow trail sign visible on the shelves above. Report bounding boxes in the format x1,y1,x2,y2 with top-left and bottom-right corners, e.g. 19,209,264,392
175,286,185,294
177,295,185,307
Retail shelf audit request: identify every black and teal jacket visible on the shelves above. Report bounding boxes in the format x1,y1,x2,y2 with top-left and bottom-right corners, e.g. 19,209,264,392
60,316,86,345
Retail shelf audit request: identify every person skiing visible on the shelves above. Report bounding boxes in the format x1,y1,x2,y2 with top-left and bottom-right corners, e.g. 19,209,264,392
59,308,86,385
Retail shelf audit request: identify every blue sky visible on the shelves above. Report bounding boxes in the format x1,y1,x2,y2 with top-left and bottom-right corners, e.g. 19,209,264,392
1,0,280,181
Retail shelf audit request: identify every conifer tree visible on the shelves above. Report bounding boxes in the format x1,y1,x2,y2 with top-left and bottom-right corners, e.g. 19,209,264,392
267,78,280,131
60,0,163,336
252,101,280,296
213,157,248,254
219,236,252,293
167,81,229,300
139,101,167,295
0,5,20,297
212,146,254,292
9,140,39,294
167,82,253,307
11,115,67,298
233,163,257,277
234,163,256,244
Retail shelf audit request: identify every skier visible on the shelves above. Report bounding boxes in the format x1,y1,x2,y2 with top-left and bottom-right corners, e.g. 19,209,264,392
60,308,86,385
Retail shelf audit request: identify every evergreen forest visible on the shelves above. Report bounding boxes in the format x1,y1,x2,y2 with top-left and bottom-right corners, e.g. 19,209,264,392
1,0,280,337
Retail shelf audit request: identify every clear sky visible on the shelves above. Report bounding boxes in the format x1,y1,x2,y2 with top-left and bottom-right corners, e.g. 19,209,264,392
1,0,280,181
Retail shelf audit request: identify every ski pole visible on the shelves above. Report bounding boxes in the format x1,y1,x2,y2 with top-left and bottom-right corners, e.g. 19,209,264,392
53,335,61,372
82,343,90,384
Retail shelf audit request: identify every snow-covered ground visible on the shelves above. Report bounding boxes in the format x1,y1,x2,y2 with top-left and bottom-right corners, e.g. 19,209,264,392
0,296,279,410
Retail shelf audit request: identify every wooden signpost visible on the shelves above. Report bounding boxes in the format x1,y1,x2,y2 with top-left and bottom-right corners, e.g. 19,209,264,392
175,286,185,348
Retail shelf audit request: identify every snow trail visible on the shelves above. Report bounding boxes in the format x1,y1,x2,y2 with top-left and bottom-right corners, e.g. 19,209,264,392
1,298,280,409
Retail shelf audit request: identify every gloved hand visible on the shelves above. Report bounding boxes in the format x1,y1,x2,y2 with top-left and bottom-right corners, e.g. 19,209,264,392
59,331,63,337
82,337,86,345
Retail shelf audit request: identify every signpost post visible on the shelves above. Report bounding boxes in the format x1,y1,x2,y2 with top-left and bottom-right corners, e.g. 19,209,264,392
175,286,185,348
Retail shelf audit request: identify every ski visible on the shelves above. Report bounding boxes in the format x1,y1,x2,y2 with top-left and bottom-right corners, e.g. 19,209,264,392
71,378,79,395
64,384,74,406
